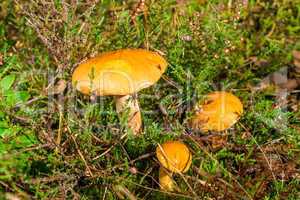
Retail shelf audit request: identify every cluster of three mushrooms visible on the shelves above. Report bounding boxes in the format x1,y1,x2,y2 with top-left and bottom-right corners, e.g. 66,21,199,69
72,49,244,191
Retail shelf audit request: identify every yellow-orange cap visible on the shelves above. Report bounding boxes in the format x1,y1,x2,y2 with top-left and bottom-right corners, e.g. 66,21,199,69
190,91,243,132
156,141,192,173
72,49,168,95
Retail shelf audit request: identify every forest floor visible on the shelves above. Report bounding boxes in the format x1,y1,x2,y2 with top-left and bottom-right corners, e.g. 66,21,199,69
0,0,300,199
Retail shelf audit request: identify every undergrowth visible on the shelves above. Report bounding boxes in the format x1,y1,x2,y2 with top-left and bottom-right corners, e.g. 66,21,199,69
0,0,299,199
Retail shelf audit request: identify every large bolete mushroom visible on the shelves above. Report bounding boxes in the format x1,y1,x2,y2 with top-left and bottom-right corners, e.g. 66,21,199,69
189,91,243,132
156,141,192,191
72,49,167,135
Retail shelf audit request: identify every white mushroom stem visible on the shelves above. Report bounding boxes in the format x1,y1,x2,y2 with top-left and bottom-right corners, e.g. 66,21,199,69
115,95,142,135
159,167,175,191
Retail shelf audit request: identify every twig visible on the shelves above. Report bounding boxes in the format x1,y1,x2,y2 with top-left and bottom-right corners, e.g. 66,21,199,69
238,122,277,182
161,75,182,90
15,96,45,108
55,105,64,153
102,186,108,200
92,134,128,161
1,144,51,160
92,144,117,161
31,174,76,184
129,152,155,165
110,152,155,171
70,134,93,177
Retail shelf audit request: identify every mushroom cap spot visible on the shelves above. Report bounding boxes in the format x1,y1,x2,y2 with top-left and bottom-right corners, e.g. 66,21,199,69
72,49,168,96
156,141,192,173
190,91,243,132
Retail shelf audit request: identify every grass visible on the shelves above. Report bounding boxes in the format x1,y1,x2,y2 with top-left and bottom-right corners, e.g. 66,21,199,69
0,0,300,199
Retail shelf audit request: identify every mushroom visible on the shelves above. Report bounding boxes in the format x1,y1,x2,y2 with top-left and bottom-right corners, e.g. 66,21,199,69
72,49,167,135
189,91,243,132
156,141,192,191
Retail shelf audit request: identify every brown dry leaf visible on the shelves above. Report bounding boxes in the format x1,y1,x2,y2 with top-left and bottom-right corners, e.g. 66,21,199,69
209,135,227,149
249,56,269,67
253,67,298,91
294,59,300,68
46,80,67,95
289,96,300,112
294,67,300,74
278,79,298,90
0,1,9,19
5,193,21,200
241,131,251,140
253,77,274,91
15,41,24,49
251,5,263,13
292,50,300,60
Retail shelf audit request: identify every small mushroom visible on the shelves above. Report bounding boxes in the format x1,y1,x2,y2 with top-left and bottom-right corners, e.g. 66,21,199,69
189,91,243,132
72,49,167,135
156,141,192,191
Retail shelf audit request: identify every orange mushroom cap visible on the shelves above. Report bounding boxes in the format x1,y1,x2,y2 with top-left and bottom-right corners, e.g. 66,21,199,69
156,141,192,173
72,49,168,96
190,91,243,132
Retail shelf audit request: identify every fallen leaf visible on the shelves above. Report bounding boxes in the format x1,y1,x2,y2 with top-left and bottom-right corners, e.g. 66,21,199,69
253,67,297,91
209,135,227,149
5,193,21,200
292,50,300,60
293,59,300,68
15,41,24,49
241,131,251,140
249,56,269,67
278,79,298,90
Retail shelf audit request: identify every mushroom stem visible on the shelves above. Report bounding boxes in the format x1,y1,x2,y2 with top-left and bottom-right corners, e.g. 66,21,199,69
115,95,142,135
159,167,175,191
